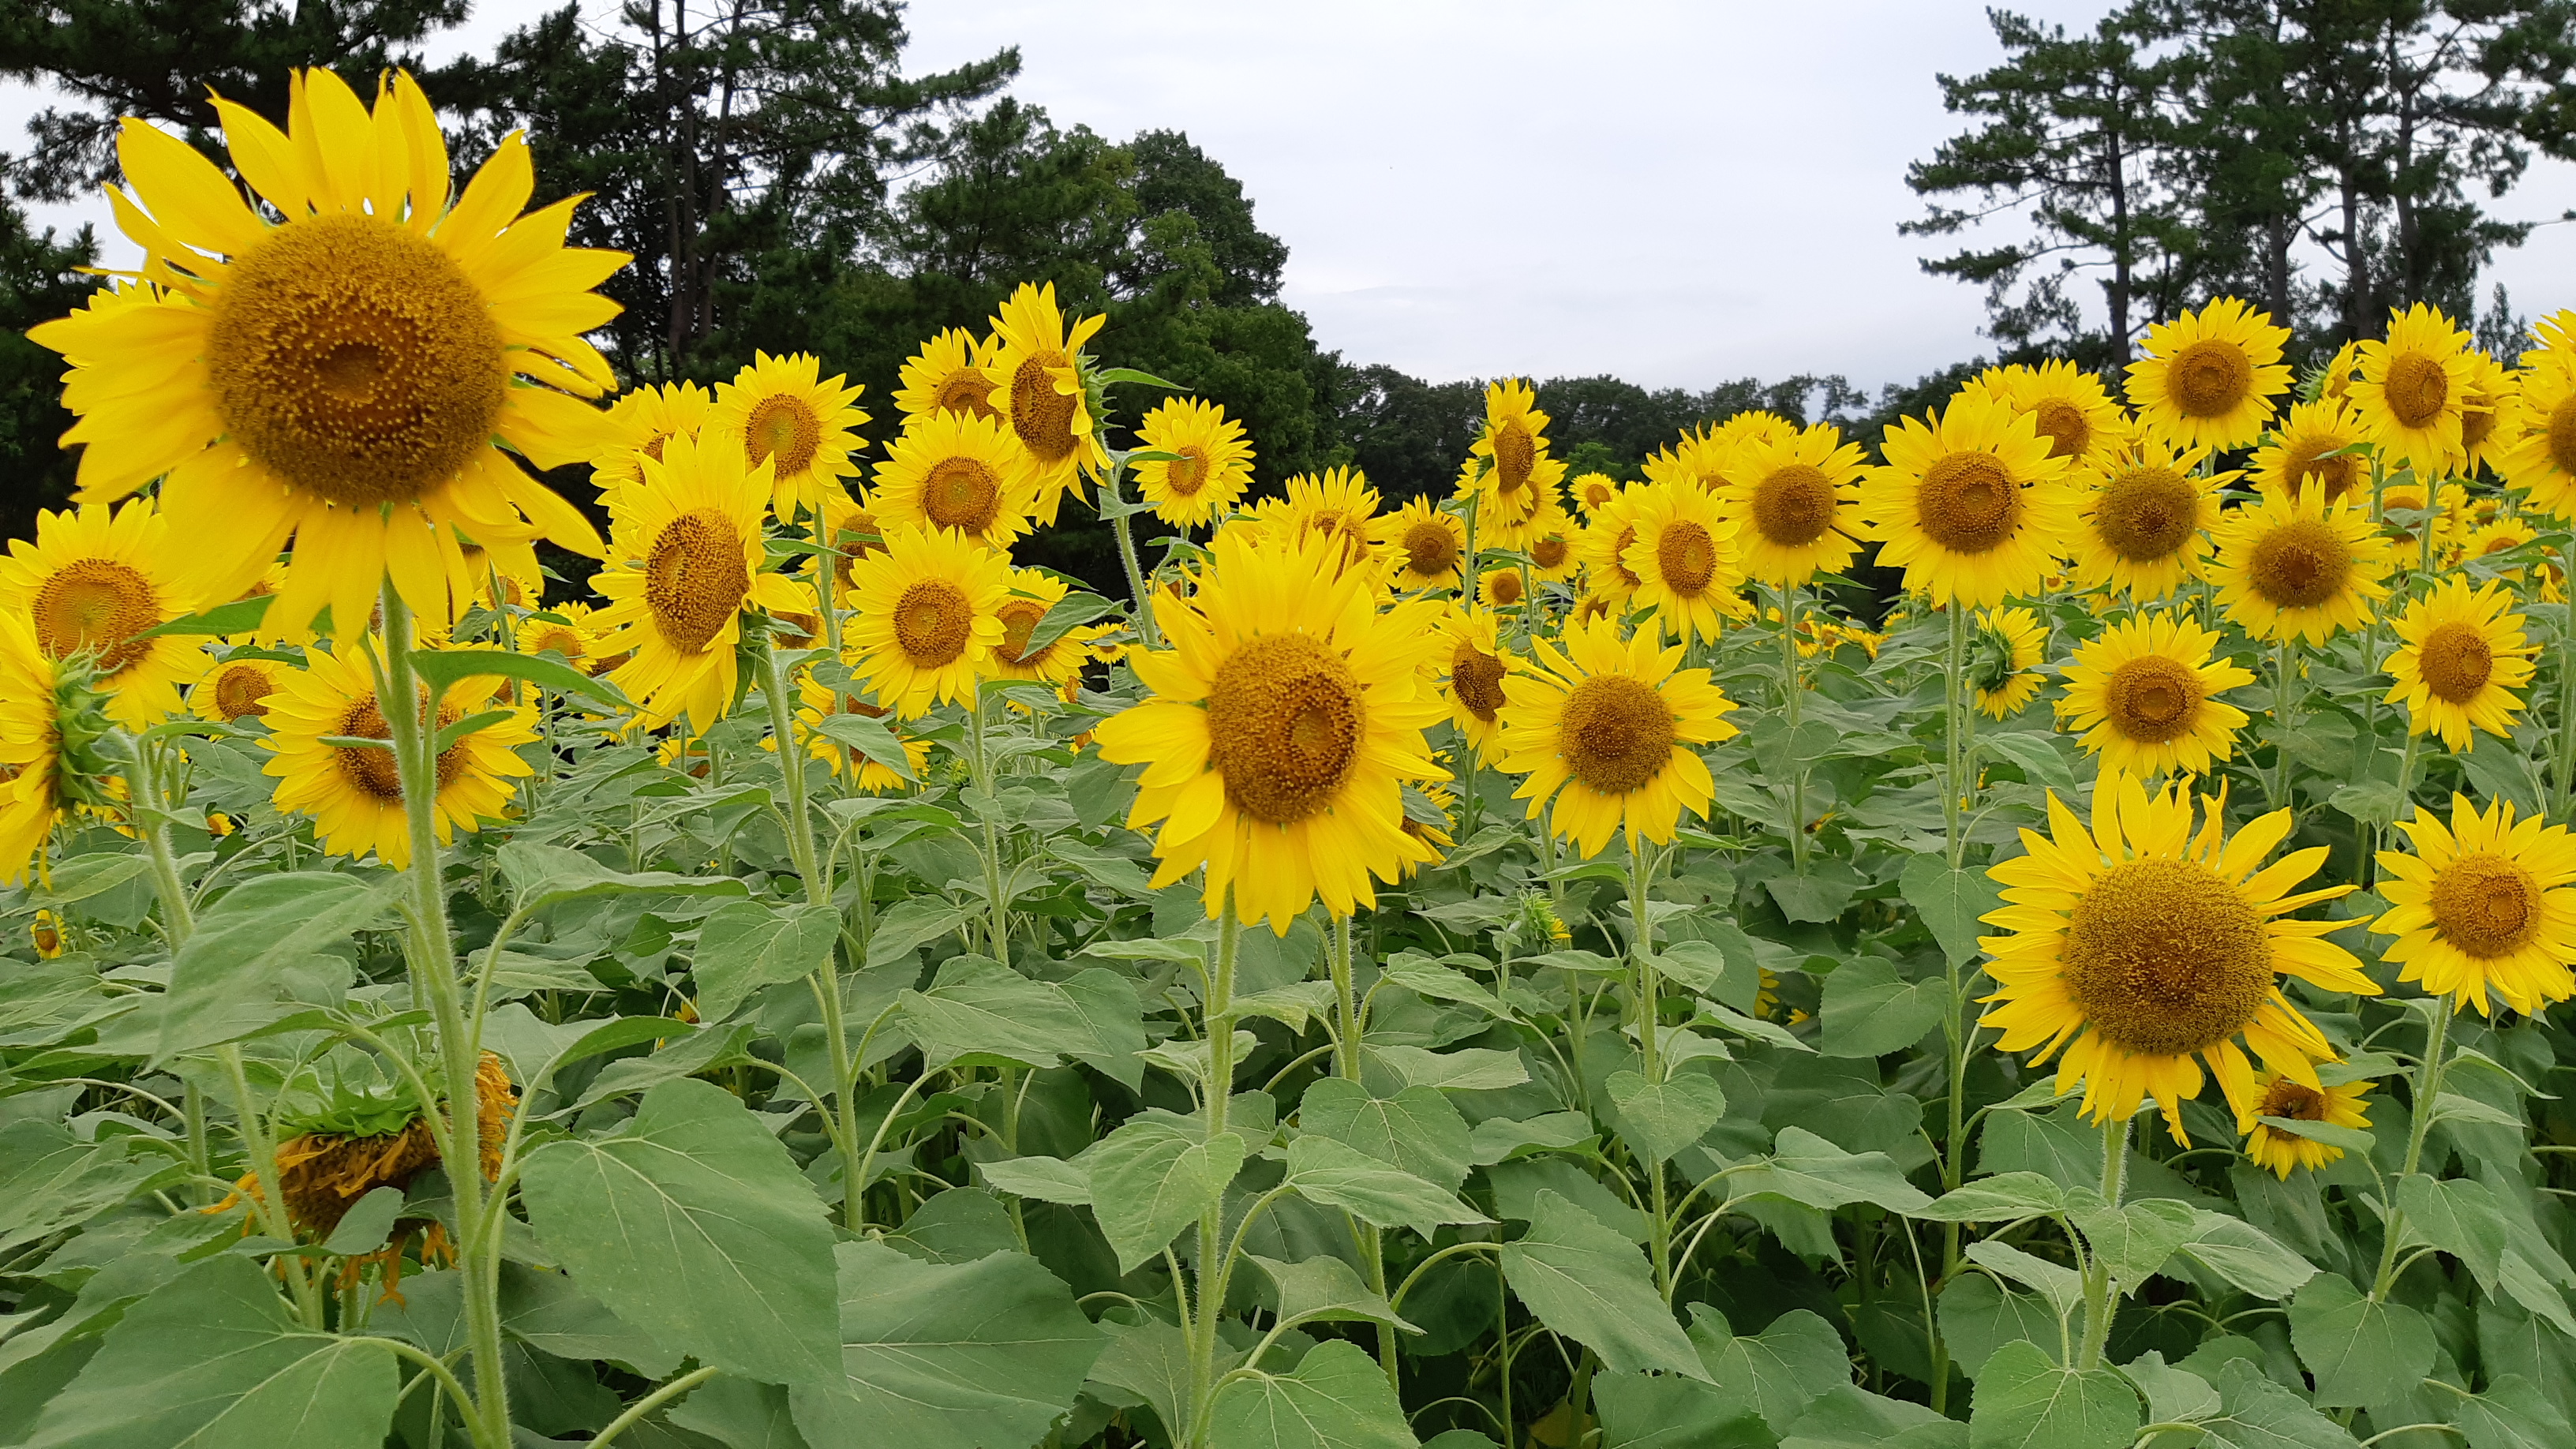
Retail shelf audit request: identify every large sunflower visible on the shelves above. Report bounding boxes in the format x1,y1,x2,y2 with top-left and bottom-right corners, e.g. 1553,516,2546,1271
1714,423,1866,586
1998,358,2132,469
2383,575,2536,751
261,642,536,870
781,672,930,795
2208,485,2392,644
1477,567,1528,612
26,70,622,640
1859,389,2078,607
2056,612,2256,777
1133,397,1256,530
871,409,1040,552
1468,380,1570,526
590,432,807,730
844,522,1011,718
989,567,1111,688
2240,1073,2373,1178
2497,314,2576,520
593,380,714,498
2349,305,2475,481
1379,497,1467,593
1979,772,2376,1140
1092,530,1449,931
2068,435,2229,602
2375,794,2576,1016
0,613,73,883
2249,398,2368,505
707,351,868,522
1439,607,1518,765
1495,613,1739,859
986,283,1107,524
1284,467,1383,573
1968,607,2047,720
1621,481,1745,644
2125,298,2294,451
893,328,1002,424
0,502,200,727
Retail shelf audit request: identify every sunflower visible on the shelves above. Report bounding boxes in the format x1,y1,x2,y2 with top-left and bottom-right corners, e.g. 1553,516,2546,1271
2249,398,2369,506
1968,607,2046,719
232,1052,513,1264
1092,530,1449,931
2383,576,2536,751
989,567,1110,687
844,522,1011,717
1569,472,1622,519
1398,782,1458,872
781,672,930,793
986,283,1107,524
1133,397,1255,530
809,485,887,601
189,646,290,721
26,70,622,641
871,409,1040,552
2316,339,2364,406
1526,506,1581,582
455,534,543,615
1477,567,1529,611
2497,317,2576,519
261,642,536,870
1715,423,1866,586
2208,486,2392,645
520,601,605,673
2458,349,2516,474
1469,380,1570,522
2347,305,2474,480
1642,429,1730,496
1979,772,2376,1140
1285,467,1383,572
1859,389,2078,607
1621,481,1744,644
894,327,1003,424
2068,436,2229,602
1380,497,1466,593
2240,1073,2373,1178
1495,614,1737,859
2376,794,2576,1016
706,351,868,522
594,380,716,497
0,614,75,883
1577,488,1648,604
1999,359,2132,468
0,501,200,727
1439,608,1518,764
2462,515,2540,575
2057,612,2256,777
2126,298,2294,451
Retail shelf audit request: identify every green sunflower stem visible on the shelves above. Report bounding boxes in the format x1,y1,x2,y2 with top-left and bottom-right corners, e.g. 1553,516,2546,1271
2270,635,2300,811
2075,1114,2133,1372
125,743,212,1205
971,685,1009,960
1944,603,1971,870
1629,841,1676,1292
2371,994,2456,1301
1188,893,1243,1449
1780,583,1810,870
1103,458,1162,650
1327,912,1399,1389
376,586,512,1449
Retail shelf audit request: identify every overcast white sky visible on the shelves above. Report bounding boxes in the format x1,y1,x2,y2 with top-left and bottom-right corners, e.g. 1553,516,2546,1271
9,0,2574,395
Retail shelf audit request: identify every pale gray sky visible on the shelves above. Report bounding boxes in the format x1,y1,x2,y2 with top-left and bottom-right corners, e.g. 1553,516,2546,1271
9,0,2574,395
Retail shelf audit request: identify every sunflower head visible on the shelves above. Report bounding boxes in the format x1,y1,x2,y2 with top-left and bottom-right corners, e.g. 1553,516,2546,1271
594,381,717,496
710,351,869,522
871,407,1039,552
1285,467,1383,572
843,522,1012,718
2126,298,2294,451
2498,331,2576,521
1621,481,1745,643
1968,607,2046,719
1133,396,1256,529
1859,389,2077,607
2055,611,2256,778
1717,422,1866,586
1494,613,1739,859
2351,305,2476,479
1999,359,2132,466
2241,1073,2372,1178
895,328,1003,423
986,283,1108,523
0,501,199,728
2072,434,2227,601
1380,497,1467,593
2383,575,2537,752
2208,485,2392,645
2375,793,2576,1017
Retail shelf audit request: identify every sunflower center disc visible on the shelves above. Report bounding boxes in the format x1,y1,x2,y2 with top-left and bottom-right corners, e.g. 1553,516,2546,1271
1493,422,1536,494
643,509,750,653
995,599,1049,667
745,395,822,479
2418,620,2495,702
1582,478,1616,511
1611,526,1641,586
2061,857,2271,1057
2385,353,2450,429
830,509,882,589
2033,399,2091,459
1532,534,1570,569
1654,521,1719,595
2462,391,2499,451
213,661,276,718
2291,440,2361,502
1403,522,1458,578
893,578,975,667
934,367,997,420
2246,518,2352,609
2258,1077,2329,1121
1205,632,1364,826
2095,467,2196,561
1166,446,1210,496
2429,852,2540,958
209,213,506,507
2105,654,2203,743
2170,339,2252,418
2549,395,2576,477
335,696,465,803
1451,644,1507,722
33,558,158,676
1488,571,1524,606
1557,674,1676,796
1916,452,2021,553
526,623,582,659
923,455,1002,534
1752,464,1836,547
1009,351,1081,462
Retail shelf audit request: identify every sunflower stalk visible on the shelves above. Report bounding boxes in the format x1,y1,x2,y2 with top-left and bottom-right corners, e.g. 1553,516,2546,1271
1329,912,1402,1389
2370,995,2455,1301
125,739,214,1203
2074,1114,2132,1372
971,684,1010,960
1187,895,1244,1449
1780,583,1810,869
1943,603,1971,869
1102,455,1162,650
1627,841,1675,1290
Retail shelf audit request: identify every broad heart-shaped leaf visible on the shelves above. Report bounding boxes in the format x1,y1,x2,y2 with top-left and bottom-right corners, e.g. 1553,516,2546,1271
1964,1241,2084,1323
1899,854,2005,965
2453,1372,2575,1449
1250,1253,1418,1334
1684,1305,1852,1425
788,1241,1103,1449
1938,1274,2062,1380
2067,1195,2197,1292
519,1078,839,1387
1298,1078,1474,1192
1966,1339,2139,1449
0,1123,157,1256
2166,1210,2316,1301
978,1154,1093,1205
693,900,842,1022
2200,1358,2360,1449
409,645,628,712
2285,1271,2436,1408
1604,1070,1727,1165
809,710,919,783
2394,1172,2509,1292
866,897,972,970
1088,1114,1246,1273
1727,1126,1933,1215
1588,1372,1771,1449
21,1255,395,1449
897,957,1099,1071
1208,1339,1421,1449
1497,1189,1706,1380
155,871,395,1063
495,841,748,915
1818,957,1947,1058
1910,1173,2067,1222
1283,1135,1488,1238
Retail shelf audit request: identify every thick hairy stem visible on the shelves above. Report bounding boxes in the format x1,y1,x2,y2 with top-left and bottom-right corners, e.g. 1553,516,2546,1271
129,746,211,1202
2372,997,2454,1301
1781,583,1809,869
1189,896,1242,1449
972,688,1009,959
2076,1114,2133,1371
1628,843,1672,1289
1944,605,1971,869
1104,461,1162,650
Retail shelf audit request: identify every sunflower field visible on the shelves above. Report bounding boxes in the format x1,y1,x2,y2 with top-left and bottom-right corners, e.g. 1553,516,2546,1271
15,69,2576,1449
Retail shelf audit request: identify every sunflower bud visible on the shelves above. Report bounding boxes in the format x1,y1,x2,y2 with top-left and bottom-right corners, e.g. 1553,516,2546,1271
1511,889,1570,951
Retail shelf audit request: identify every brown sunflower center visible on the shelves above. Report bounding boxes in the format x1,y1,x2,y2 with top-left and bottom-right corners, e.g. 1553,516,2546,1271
1009,351,1081,463
922,455,1002,534
893,578,975,667
2289,439,2361,502
208,213,505,508
2104,654,2204,743
1487,570,1525,606
830,509,883,590
643,508,749,653
2417,620,2495,702
2462,391,2500,452
934,366,998,420
1492,421,1536,494
2032,399,2091,459
1402,521,1459,578
2384,353,2450,430
2258,1077,2330,1121
2245,519,2352,609
335,695,465,803
1655,521,1720,595
32,558,158,676
1205,632,1364,826
641,430,676,463
2061,857,2271,1057
1915,452,2022,553
1532,534,1571,570
2428,852,2541,958
1165,446,1211,498
1556,674,1677,796
2548,395,2576,477
526,623,585,659
1451,643,1506,722
1751,464,1837,547
1582,478,1615,511
2169,339,2253,418
2095,466,2198,562
745,395,822,480
212,661,277,718
994,597,1052,668
1609,526,1642,587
